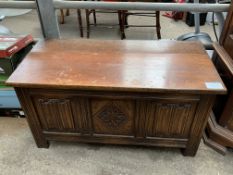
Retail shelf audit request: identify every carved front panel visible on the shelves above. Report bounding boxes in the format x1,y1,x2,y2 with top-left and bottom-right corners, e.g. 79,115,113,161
91,99,134,135
33,98,76,131
145,102,198,138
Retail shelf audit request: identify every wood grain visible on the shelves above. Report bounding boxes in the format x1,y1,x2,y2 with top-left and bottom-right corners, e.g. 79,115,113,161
204,1,233,152
6,40,226,94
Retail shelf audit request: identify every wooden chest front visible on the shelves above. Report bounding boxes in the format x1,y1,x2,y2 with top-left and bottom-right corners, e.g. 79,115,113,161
16,88,215,156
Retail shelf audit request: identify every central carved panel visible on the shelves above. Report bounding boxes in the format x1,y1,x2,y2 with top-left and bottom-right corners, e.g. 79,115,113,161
91,99,134,135
97,103,127,128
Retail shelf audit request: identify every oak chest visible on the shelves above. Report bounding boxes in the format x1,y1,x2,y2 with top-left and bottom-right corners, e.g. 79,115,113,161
7,39,226,156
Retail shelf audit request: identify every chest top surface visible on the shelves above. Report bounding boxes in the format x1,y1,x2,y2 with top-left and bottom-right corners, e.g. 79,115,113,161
6,39,226,94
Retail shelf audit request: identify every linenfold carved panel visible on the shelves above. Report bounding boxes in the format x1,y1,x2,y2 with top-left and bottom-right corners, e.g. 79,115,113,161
32,92,198,140
145,102,197,138
34,98,76,131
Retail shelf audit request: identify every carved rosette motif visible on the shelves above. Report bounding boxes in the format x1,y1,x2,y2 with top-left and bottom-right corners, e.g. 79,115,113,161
97,103,127,128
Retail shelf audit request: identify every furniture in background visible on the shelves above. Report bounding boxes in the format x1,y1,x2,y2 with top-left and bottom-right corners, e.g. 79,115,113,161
59,1,84,37
7,39,225,157
85,0,125,39
85,0,161,39
58,0,161,39
59,9,69,24
203,0,233,155
121,0,161,39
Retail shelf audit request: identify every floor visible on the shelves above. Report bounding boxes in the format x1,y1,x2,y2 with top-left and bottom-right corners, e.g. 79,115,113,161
0,9,231,175
0,117,233,175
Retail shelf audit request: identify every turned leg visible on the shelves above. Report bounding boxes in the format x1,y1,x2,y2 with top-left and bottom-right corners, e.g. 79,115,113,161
156,11,161,39
86,9,90,38
77,9,83,38
60,9,65,24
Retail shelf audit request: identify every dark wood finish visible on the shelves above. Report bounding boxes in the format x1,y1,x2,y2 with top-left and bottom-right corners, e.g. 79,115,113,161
219,1,233,50
204,43,233,153
7,40,225,156
204,1,233,154
203,131,227,155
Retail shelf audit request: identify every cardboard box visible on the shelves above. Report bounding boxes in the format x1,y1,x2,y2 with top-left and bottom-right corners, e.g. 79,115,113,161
0,44,33,77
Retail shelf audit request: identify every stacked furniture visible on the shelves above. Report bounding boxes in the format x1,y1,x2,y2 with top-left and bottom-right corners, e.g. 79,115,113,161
204,0,233,154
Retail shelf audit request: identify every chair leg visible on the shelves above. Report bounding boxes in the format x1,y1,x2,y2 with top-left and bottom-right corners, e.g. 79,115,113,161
120,11,126,40
66,9,70,16
85,9,90,38
93,10,97,26
60,9,65,24
156,11,161,39
77,9,83,38
124,10,129,28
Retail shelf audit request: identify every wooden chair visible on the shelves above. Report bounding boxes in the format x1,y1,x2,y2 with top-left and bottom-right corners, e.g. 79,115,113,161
59,9,83,37
121,0,161,39
59,9,70,25
59,0,84,38
85,0,125,39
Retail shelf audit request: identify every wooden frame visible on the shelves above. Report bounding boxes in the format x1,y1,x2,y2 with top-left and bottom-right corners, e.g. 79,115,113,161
203,0,233,155
15,87,215,156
